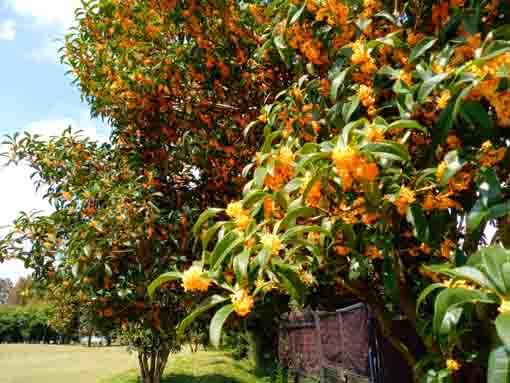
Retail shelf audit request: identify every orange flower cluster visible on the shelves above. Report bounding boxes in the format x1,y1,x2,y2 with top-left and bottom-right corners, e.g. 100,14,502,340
226,201,251,229
479,141,506,167
351,40,377,76
315,0,349,27
447,170,473,193
261,233,282,255
422,192,461,211
306,180,321,207
441,239,455,260
331,148,379,191
182,266,211,292
231,289,254,317
359,85,376,107
408,243,432,257
366,126,384,142
364,245,383,260
265,164,294,191
335,197,379,225
287,23,328,65
393,186,415,215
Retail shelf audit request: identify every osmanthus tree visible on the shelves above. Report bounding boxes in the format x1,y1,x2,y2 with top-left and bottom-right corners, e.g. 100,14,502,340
2,0,291,381
0,131,191,383
150,0,510,381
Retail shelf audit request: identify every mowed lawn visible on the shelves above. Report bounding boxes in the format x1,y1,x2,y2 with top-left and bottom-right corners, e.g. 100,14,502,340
0,344,138,383
102,350,261,383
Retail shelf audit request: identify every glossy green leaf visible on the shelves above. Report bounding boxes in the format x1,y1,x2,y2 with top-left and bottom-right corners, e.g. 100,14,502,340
410,37,437,63
496,313,510,352
433,287,495,335
361,141,410,162
281,225,330,241
277,206,317,232
193,208,223,237
406,204,429,243
177,295,229,338
273,264,306,306
210,304,235,348
388,119,427,133
148,271,182,298
417,73,448,103
242,191,268,208
488,341,510,383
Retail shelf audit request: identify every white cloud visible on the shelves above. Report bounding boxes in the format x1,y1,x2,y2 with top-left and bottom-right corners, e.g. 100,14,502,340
0,115,108,282
5,0,81,28
27,39,61,63
0,260,32,281
0,20,16,41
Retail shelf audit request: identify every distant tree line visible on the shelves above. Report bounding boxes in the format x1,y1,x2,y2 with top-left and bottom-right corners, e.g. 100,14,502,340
0,304,64,344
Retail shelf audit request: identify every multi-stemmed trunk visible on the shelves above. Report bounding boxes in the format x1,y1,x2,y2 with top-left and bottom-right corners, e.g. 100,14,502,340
138,348,170,383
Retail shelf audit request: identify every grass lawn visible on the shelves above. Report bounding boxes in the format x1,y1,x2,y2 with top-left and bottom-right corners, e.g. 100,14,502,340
102,350,263,383
0,344,138,383
0,344,266,383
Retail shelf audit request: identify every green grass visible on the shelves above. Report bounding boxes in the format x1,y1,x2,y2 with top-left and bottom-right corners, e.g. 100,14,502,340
102,350,263,383
0,344,138,383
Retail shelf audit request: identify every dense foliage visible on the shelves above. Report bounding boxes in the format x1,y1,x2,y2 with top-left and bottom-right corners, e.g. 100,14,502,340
2,0,510,382
147,0,510,381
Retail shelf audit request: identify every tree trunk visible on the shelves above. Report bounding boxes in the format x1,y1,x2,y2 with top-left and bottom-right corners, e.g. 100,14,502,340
138,348,170,383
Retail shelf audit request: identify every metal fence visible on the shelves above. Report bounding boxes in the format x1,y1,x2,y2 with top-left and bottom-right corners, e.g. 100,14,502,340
278,303,411,383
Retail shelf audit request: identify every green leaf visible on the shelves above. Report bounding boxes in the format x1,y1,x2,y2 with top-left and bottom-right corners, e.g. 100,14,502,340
210,304,235,348
281,225,330,241
341,118,368,147
417,73,448,103
288,3,306,25
488,341,510,383
148,271,182,299
496,313,510,352
242,191,268,208
274,35,287,50
449,266,495,291
193,208,223,237
439,151,466,186
433,288,495,335
417,283,445,313
273,264,306,306
433,94,456,147
330,69,348,101
388,119,427,133
466,200,488,233
254,167,267,188
440,306,464,334
489,202,510,221
210,231,240,269
480,168,502,207
234,249,250,283
410,37,437,63
406,204,429,243
342,95,360,123
177,295,229,337
283,178,304,193
202,222,223,254
277,206,317,232
481,248,509,295
361,141,410,162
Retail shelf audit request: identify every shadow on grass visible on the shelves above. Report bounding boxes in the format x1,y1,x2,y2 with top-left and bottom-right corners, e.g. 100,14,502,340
161,374,244,383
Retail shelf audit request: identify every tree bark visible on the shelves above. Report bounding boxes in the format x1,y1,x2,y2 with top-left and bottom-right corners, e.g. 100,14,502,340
138,349,170,383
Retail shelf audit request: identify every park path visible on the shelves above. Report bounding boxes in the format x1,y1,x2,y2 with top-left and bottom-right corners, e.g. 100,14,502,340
0,344,138,383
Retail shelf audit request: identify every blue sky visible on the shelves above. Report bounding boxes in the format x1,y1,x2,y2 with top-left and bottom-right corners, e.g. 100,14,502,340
0,0,109,281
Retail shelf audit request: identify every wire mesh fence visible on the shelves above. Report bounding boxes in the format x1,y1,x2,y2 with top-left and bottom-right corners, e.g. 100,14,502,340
278,303,411,383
